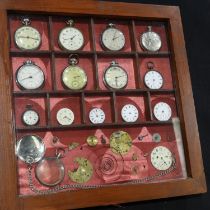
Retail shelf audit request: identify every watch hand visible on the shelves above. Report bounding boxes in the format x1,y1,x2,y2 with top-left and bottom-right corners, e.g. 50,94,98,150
115,77,118,87
70,35,76,40
112,30,117,40
17,36,39,41
112,36,121,41
64,116,71,120
74,75,80,79
115,75,126,79
20,76,33,81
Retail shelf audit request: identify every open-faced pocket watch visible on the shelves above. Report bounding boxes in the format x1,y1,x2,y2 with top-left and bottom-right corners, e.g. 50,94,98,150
101,23,125,51
89,107,106,124
121,104,139,123
153,102,172,121
16,60,45,90
144,61,163,89
140,26,162,52
22,104,39,126
61,55,88,90
56,107,75,125
103,61,128,90
58,19,84,51
14,17,41,51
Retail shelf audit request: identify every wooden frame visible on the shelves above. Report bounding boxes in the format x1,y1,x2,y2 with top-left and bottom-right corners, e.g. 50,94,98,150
0,0,206,209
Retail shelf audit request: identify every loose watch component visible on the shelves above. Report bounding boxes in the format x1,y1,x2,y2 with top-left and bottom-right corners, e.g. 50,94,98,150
110,131,132,155
35,148,65,187
62,55,87,90
144,62,163,89
153,102,172,121
140,26,162,52
16,60,45,90
58,19,84,51
101,23,125,51
16,135,45,164
151,146,173,170
14,17,41,50
103,61,128,90
152,133,161,142
68,157,93,183
121,104,139,122
22,104,39,126
87,135,98,147
89,107,105,124
56,108,74,125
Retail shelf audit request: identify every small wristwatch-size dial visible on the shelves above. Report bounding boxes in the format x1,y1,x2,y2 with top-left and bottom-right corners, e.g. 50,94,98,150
56,108,74,125
89,107,105,124
153,102,172,121
62,55,87,90
101,23,125,51
144,62,163,89
140,26,162,52
22,105,39,126
58,19,84,51
104,61,128,90
121,104,139,123
151,146,173,170
16,60,45,90
14,18,41,51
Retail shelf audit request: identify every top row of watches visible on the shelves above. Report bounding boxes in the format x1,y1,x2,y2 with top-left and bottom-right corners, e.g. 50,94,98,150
14,18,162,52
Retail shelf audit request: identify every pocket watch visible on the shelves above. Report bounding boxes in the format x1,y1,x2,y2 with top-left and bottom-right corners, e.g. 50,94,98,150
56,107,74,125
35,148,65,187
62,55,88,90
58,19,84,51
89,107,105,124
86,135,98,147
16,135,45,164
153,102,172,121
68,157,93,183
121,104,139,122
101,23,125,51
140,26,162,52
151,146,173,170
144,61,163,89
110,131,132,155
22,104,39,126
103,61,128,90
16,60,45,90
14,17,41,50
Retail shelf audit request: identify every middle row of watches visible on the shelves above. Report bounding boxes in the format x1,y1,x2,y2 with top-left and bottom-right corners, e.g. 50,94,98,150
22,101,172,126
16,56,164,90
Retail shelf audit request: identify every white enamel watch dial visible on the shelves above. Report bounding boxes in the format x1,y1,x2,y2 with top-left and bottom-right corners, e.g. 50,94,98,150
104,61,128,90
58,19,84,51
140,26,162,52
89,108,105,124
101,23,125,51
14,18,41,50
151,146,173,170
16,60,45,90
62,56,87,90
144,62,163,89
121,104,139,122
22,109,39,126
56,108,74,125
153,102,172,121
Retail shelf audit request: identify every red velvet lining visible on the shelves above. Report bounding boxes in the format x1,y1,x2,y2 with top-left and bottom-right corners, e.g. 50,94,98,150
9,16,49,51
134,21,169,52
94,19,132,52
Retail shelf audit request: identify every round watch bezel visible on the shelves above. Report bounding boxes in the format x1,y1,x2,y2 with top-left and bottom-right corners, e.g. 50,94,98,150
103,62,128,90
22,108,40,126
144,69,164,90
15,61,45,90
14,25,42,51
61,64,88,90
58,25,85,51
100,24,126,51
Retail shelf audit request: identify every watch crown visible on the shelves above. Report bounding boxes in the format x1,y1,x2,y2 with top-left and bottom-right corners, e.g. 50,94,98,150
25,104,33,109
110,61,118,66
69,54,79,65
66,19,74,27
148,25,152,32
147,61,154,69
21,17,31,26
24,60,34,65
108,23,115,28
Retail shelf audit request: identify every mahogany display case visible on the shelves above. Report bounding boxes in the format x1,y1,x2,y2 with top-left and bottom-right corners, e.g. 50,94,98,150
0,0,206,210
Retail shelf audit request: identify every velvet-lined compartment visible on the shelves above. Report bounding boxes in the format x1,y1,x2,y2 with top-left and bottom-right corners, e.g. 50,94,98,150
134,21,169,52
93,19,132,52
51,17,92,52
97,56,137,90
54,55,95,91
139,57,174,89
9,15,49,51
12,56,52,91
